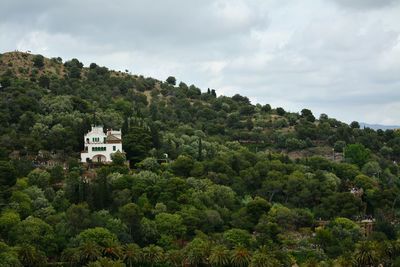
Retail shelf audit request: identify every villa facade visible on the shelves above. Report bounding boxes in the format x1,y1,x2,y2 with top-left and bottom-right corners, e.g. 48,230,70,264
80,125,123,163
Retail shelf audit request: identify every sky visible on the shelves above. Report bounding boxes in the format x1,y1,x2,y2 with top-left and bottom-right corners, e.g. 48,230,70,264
1,0,400,125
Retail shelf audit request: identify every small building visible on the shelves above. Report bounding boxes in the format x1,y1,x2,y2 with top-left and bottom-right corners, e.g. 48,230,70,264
80,125,123,163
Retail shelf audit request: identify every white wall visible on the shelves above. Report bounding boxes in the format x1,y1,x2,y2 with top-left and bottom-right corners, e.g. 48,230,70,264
80,126,123,163
81,143,123,162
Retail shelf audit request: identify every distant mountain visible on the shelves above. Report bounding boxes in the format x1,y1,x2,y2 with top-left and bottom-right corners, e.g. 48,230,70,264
360,122,400,130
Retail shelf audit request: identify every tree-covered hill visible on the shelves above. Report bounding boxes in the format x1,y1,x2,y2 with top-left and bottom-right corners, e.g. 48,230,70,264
0,51,400,266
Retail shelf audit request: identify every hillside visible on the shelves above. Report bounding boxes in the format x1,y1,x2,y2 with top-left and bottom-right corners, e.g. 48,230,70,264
0,51,400,266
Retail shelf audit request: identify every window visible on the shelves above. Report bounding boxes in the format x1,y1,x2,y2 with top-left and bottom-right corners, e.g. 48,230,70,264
92,146,106,152
113,146,116,151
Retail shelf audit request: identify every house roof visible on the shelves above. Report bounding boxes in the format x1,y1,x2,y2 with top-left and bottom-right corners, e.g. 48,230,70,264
106,134,122,143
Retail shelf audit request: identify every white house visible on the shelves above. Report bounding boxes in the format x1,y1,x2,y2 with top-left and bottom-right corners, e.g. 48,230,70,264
80,125,123,163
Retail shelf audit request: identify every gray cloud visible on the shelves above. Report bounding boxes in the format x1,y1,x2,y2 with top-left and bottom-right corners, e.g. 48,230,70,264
1,0,400,124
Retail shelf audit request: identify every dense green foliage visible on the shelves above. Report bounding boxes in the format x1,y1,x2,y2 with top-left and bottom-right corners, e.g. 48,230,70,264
0,52,400,266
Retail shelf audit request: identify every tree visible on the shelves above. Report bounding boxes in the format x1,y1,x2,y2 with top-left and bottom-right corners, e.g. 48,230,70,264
66,202,91,234
123,243,142,267
111,151,126,166
50,165,64,185
75,227,118,248
231,246,251,267
334,140,346,153
232,94,250,104
245,197,271,225
16,244,46,267
285,138,306,151
316,192,364,219
261,104,271,113
118,203,143,239
350,121,360,129
171,155,194,177
380,146,393,159
10,217,56,254
209,245,230,267
140,217,159,245
249,246,280,267
136,157,160,172
301,108,315,122
266,204,296,230
64,58,83,79
223,228,252,247
198,137,203,161
0,160,17,187
9,190,33,218
240,105,256,116
0,210,20,238
184,238,210,266
255,216,281,244
315,217,362,258
142,244,164,266
78,241,102,264
102,239,123,259
32,55,44,68
276,107,286,116
333,162,360,181
0,242,22,266
27,169,50,189
123,127,152,165
352,241,379,267
166,249,185,267
166,76,176,86
155,212,186,239
361,161,381,177
38,75,50,88
345,144,370,167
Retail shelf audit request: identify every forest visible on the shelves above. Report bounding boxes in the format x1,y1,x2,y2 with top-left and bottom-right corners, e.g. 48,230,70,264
0,51,400,266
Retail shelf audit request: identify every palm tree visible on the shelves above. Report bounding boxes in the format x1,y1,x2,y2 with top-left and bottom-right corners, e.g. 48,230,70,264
61,247,81,266
142,244,164,267
79,241,102,264
103,239,123,260
209,245,230,267
166,249,185,267
352,241,379,267
184,238,210,266
123,243,142,267
16,245,47,267
334,254,354,267
85,257,126,267
380,240,400,266
249,246,280,267
231,246,251,267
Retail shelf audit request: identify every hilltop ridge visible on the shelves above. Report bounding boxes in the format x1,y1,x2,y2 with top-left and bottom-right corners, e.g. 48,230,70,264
0,51,398,163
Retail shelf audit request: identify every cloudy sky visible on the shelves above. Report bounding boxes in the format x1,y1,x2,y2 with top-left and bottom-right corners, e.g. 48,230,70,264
1,0,400,125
